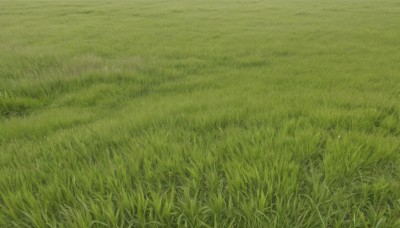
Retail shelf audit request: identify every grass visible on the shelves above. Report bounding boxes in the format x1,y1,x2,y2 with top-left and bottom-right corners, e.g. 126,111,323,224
1,0,400,226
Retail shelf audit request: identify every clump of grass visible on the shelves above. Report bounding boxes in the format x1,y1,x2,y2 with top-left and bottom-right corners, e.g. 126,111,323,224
0,92,41,118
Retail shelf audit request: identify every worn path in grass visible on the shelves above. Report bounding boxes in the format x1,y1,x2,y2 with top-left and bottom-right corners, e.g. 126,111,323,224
1,0,400,226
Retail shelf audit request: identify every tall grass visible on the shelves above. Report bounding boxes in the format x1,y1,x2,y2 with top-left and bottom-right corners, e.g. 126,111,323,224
1,0,400,226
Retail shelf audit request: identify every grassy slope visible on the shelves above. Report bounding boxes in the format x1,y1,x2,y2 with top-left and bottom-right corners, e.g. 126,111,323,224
1,0,400,226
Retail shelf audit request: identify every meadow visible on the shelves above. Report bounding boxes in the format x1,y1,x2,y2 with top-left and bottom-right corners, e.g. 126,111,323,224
1,0,400,226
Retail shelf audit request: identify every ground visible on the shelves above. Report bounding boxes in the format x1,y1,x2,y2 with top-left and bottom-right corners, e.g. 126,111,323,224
0,0,400,227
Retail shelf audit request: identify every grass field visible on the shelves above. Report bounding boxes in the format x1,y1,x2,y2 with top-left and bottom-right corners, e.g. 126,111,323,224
1,0,400,226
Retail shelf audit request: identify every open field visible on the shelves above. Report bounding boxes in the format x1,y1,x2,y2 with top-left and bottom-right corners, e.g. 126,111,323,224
1,0,400,226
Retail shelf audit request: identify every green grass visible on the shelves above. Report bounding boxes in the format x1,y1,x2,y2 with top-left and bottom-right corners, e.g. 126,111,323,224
1,0,400,226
